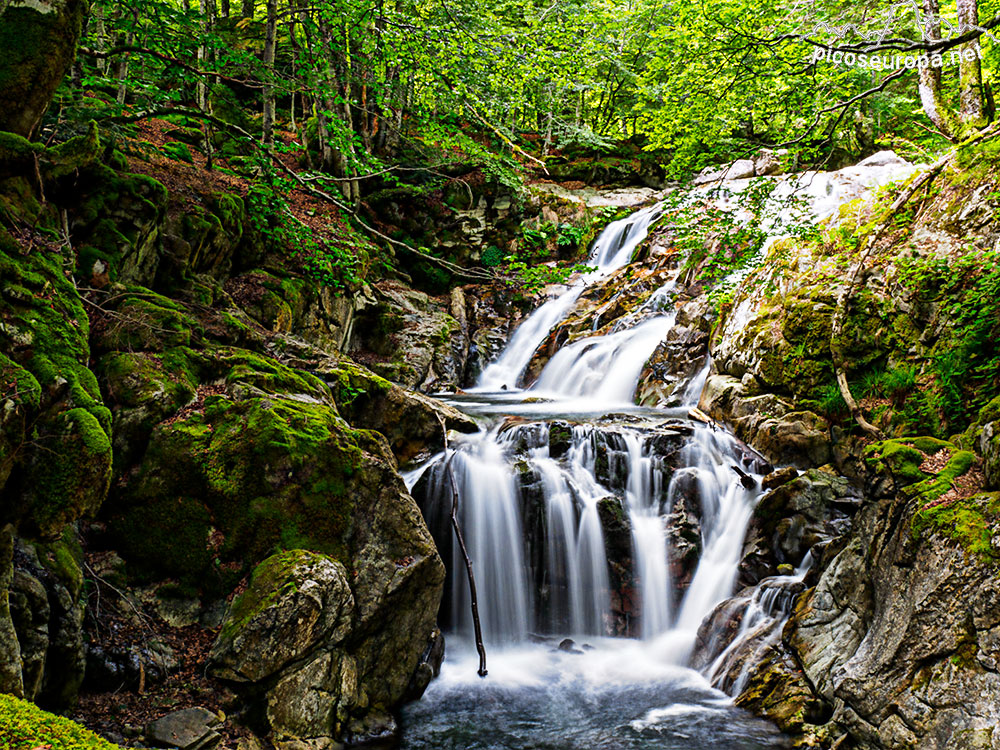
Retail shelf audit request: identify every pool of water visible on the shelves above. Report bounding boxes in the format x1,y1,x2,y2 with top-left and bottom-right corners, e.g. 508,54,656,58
398,639,788,750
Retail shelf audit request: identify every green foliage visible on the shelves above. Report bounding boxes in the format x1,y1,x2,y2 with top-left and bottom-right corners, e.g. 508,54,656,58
244,154,365,292
481,245,504,267
896,246,1000,431
665,179,821,310
501,259,596,297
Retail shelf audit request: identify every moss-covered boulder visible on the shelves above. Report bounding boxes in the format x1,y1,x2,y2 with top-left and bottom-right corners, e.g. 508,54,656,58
0,1,89,138
210,550,354,684
0,231,112,540
314,355,477,464
105,385,445,745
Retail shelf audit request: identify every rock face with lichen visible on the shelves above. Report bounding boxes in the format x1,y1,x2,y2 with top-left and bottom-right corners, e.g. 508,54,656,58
0,0,89,137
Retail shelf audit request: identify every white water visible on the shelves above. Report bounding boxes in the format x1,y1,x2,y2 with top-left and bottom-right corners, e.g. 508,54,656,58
404,156,916,749
475,203,664,391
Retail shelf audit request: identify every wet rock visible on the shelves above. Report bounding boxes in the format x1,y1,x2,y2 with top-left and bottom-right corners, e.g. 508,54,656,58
752,149,791,176
145,706,223,750
7,537,86,709
636,325,710,407
85,639,175,693
700,374,833,469
597,496,636,636
313,355,478,464
209,552,354,683
693,159,756,185
0,526,23,697
762,466,798,490
558,638,583,654
751,469,861,566
663,471,702,593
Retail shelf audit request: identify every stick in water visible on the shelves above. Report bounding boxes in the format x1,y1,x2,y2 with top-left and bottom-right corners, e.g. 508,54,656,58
445,455,488,677
438,418,487,677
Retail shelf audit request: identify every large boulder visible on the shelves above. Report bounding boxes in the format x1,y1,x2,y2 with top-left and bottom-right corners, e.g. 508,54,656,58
211,548,442,747
737,438,999,749
0,0,89,137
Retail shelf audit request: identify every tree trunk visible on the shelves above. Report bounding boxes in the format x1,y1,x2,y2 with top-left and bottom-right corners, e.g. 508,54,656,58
219,0,230,17
242,0,254,18
957,0,986,127
917,0,953,137
262,0,278,146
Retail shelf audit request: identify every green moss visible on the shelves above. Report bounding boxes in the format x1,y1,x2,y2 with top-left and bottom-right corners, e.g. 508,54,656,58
0,235,112,536
864,437,953,484
978,395,1000,426
0,693,122,750
44,121,101,179
31,408,113,537
218,549,320,642
160,141,193,163
220,348,327,397
31,527,85,599
906,450,976,502
912,492,1000,563
112,395,366,594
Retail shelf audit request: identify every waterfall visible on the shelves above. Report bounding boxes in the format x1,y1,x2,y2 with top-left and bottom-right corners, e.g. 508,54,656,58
403,158,918,749
474,203,664,391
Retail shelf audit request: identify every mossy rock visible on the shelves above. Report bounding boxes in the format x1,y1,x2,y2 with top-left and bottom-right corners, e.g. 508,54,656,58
108,395,374,593
863,437,952,485
912,492,1000,563
0,1,89,137
211,549,354,682
69,164,168,285
160,141,194,163
0,693,121,750
0,233,112,538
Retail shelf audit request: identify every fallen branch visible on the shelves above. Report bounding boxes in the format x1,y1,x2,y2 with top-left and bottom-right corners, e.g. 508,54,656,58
439,418,487,677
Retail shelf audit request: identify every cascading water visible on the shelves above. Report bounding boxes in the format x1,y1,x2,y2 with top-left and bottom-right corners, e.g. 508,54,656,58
474,203,664,391
401,158,916,749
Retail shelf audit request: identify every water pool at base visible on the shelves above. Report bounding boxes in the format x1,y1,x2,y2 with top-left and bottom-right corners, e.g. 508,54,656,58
399,640,788,750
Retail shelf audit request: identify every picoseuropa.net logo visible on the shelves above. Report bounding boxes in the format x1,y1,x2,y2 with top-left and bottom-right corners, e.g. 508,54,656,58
807,0,998,70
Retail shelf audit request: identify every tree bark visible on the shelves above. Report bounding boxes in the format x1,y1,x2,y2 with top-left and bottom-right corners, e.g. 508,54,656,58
262,0,278,146
957,0,987,127
0,0,89,136
242,0,254,18
917,0,953,137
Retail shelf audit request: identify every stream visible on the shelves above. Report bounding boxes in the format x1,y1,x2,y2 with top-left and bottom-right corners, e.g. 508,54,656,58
397,159,916,749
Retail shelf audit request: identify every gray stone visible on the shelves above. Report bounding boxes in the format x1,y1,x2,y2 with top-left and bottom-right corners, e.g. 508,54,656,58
980,421,999,489
145,707,223,750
